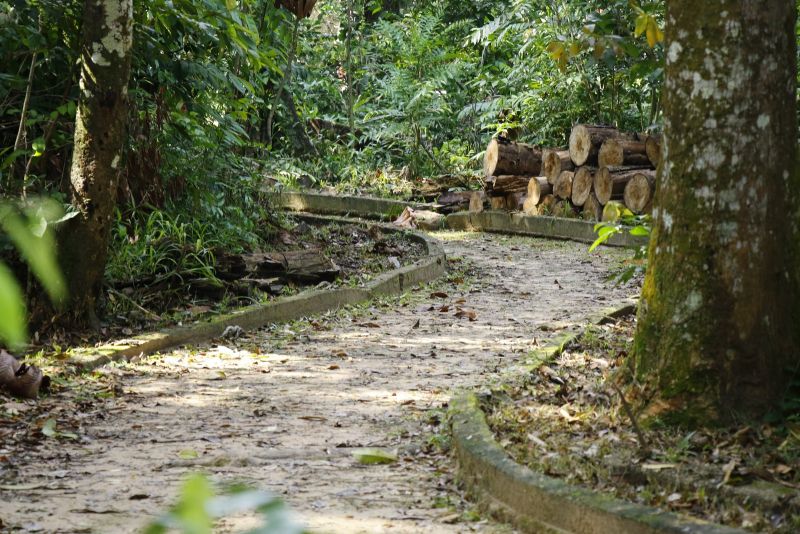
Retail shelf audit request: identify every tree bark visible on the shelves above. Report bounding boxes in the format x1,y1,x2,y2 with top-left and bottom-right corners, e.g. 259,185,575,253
598,138,650,168
505,192,526,211
542,148,573,185
483,138,542,177
486,175,531,195
635,0,800,423
58,0,133,326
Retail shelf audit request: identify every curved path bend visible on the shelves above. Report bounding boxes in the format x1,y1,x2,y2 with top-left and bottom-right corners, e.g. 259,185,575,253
1,231,636,533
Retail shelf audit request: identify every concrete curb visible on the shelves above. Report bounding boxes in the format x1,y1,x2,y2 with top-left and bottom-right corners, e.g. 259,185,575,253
446,210,647,248
267,190,435,221
450,302,746,534
268,190,645,248
68,214,447,371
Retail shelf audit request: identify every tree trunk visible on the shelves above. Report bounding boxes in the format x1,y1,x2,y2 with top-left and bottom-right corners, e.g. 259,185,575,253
635,0,800,423
483,138,542,177
598,139,650,168
593,166,653,205
542,148,573,185
58,0,133,326
570,167,595,207
568,124,624,166
553,170,574,200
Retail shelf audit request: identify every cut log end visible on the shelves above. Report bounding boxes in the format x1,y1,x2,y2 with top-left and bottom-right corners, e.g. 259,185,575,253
542,149,573,185
624,173,656,214
569,125,593,167
483,139,499,177
522,196,539,216
646,135,662,167
484,138,542,177
571,167,594,206
469,191,485,213
554,170,574,200
598,138,623,168
582,193,603,222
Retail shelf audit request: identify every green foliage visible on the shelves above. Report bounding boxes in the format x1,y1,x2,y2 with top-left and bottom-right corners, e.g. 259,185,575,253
590,214,650,284
0,198,68,347
2,0,668,322
144,474,306,534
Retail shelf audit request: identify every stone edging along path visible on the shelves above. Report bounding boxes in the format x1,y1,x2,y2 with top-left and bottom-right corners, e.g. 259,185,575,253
268,190,647,248
449,302,747,534
67,213,446,372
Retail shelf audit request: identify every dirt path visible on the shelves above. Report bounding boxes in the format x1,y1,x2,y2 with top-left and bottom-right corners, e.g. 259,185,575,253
1,231,637,533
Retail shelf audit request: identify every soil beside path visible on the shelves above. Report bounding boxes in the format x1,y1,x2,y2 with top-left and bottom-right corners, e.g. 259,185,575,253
0,231,637,534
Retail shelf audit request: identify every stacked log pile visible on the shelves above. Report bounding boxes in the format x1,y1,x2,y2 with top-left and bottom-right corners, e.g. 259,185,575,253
481,124,661,220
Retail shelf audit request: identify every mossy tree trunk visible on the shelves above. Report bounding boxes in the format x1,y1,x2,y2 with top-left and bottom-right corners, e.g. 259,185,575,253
59,0,133,326
635,1,800,423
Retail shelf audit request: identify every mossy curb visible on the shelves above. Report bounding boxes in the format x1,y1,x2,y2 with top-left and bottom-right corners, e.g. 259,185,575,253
446,210,646,248
268,191,645,248
68,214,447,371
450,302,746,534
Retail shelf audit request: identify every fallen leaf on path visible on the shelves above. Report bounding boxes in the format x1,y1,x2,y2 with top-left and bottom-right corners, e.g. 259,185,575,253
178,449,199,460
641,463,677,471
438,305,450,313
558,405,580,423
352,448,398,465
328,365,340,370
454,309,477,321
430,292,449,299
299,415,328,422
41,419,57,438
360,322,381,328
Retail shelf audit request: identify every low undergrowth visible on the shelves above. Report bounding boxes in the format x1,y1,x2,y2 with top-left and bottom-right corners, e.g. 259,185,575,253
486,316,800,533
